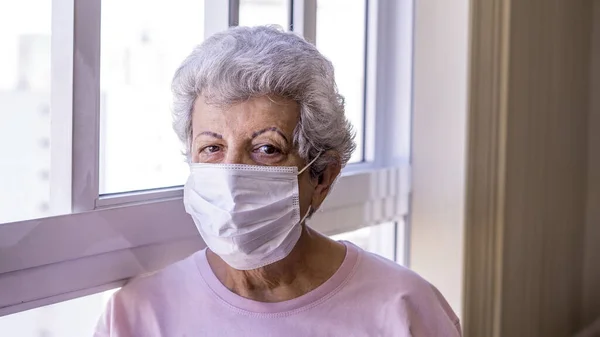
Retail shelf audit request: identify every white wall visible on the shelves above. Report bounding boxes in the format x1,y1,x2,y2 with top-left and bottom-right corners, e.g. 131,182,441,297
410,0,470,319
583,0,600,327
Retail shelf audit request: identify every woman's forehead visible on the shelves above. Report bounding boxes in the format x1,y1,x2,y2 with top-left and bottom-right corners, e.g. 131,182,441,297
192,95,299,137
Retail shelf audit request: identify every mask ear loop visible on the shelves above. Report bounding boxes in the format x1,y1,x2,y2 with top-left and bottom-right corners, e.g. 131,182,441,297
299,205,312,225
298,152,322,222
298,151,322,175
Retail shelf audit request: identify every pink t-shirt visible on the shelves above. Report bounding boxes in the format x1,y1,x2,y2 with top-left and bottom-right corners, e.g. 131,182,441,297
95,242,461,336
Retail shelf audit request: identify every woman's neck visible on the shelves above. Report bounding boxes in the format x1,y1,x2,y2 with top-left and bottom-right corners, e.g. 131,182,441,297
206,226,346,302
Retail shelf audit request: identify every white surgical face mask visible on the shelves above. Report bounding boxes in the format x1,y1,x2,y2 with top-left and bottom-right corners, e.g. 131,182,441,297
183,156,318,270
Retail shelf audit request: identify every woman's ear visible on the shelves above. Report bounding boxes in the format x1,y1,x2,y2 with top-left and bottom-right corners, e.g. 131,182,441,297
311,153,342,210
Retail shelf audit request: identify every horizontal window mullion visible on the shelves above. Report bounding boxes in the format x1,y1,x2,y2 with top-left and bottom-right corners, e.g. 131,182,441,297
0,238,202,317
0,199,197,275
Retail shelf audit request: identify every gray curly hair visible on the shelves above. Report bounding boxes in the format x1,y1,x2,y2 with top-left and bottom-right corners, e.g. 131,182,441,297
171,25,356,178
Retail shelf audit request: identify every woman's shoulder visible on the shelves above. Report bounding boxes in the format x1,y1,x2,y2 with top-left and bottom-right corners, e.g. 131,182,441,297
346,242,461,330
111,249,204,304
348,241,427,288
94,251,206,336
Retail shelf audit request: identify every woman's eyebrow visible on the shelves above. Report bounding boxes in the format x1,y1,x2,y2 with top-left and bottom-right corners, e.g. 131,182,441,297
194,131,223,142
252,127,289,142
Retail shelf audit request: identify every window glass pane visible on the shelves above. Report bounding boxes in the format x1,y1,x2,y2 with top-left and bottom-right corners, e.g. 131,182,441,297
331,222,397,262
0,289,117,337
239,0,289,29
0,1,52,223
316,0,367,163
99,0,204,194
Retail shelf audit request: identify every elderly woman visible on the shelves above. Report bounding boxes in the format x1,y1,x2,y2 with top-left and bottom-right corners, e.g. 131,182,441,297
95,26,461,336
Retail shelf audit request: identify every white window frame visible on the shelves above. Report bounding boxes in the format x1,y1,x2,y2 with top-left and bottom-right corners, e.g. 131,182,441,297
0,0,413,317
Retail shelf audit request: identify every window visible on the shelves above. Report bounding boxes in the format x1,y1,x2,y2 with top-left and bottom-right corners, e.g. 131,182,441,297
236,0,368,163
239,0,290,28
0,0,411,325
0,0,53,223
332,221,405,264
99,0,205,194
316,0,367,163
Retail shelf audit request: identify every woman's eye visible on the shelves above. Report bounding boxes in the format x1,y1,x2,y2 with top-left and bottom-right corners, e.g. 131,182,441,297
257,145,280,155
203,145,221,153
